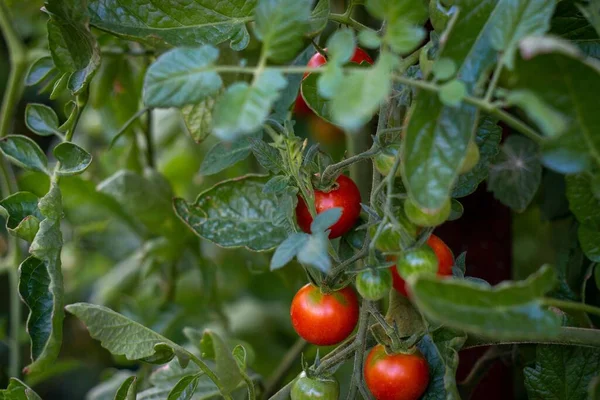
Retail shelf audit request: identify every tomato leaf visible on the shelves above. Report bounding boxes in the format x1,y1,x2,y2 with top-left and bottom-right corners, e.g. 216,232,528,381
410,265,561,339
143,46,222,108
310,207,342,233
0,135,49,175
181,96,217,144
174,175,287,251
25,104,60,137
200,330,243,393
167,374,201,400
271,233,309,270
114,376,137,400
53,142,92,176
88,0,254,50
0,378,42,400
487,135,542,212
25,56,55,87
0,192,43,242
199,136,255,176
579,225,600,262
524,345,600,399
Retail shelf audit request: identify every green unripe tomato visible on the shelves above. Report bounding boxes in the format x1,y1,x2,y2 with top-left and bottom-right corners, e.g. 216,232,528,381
396,246,438,280
369,213,419,253
374,144,401,177
459,141,480,174
419,42,434,78
291,372,340,400
356,269,392,301
404,197,451,227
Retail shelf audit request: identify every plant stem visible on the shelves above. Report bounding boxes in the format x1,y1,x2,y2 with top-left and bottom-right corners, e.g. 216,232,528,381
542,298,600,318
0,1,26,379
263,338,308,399
108,107,148,149
329,13,373,32
391,75,544,144
347,300,373,400
145,108,155,167
188,353,234,400
320,145,380,186
464,327,600,349
484,60,503,103
314,341,359,374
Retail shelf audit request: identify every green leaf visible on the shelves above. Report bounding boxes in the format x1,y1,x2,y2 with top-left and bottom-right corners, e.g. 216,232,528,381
420,329,466,400
511,37,600,173
297,232,331,272
150,359,202,389
0,378,42,400
181,96,217,143
410,266,561,339
174,175,287,251
143,46,222,108
263,175,289,194
330,53,394,130
45,0,100,93
551,0,600,56
86,371,136,400
254,0,311,62
0,135,49,174
212,70,287,140
307,0,330,37
65,302,190,367
566,173,600,229
25,104,60,137
579,225,600,262
25,56,55,86
579,1,600,37
311,207,342,233
19,183,64,376
200,331,243,393
88,0,254,50
200,137,254,176
505,90,567,137
53,142,92,176
438,80,466,107
301,73,335,124
524,345,600,400
114,376,137,400
487,135,542,212
271,233,309,270
0,192,43,242
358,29,381,49
97,170,180,236
167,375,200,400
452,116,501,198
249,137,282,173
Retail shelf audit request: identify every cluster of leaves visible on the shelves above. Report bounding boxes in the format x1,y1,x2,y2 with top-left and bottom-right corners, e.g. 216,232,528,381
0,0,600,399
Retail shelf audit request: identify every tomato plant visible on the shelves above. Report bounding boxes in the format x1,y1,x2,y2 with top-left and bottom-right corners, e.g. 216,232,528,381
364,344,430,400
0,0,599,399
290,284,359,346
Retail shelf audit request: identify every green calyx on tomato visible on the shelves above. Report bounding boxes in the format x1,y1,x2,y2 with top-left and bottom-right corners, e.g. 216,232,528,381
291,371,340,400
404,197,451,227
356,268,392,301
395,246,438,280
374,144,402,177
459,140,480,174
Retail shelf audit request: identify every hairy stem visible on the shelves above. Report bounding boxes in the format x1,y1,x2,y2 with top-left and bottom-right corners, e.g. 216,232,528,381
347,300,373,400
0,1,26,379
464,327,600,349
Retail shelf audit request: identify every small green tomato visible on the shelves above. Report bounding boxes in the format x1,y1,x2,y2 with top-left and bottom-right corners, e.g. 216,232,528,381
404,197,451,227
291,371,340,400
356,269,392,301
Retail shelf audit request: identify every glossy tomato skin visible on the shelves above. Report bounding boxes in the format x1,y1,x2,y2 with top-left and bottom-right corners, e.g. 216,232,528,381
364,345,430,400
356,269,392,301
291,372,340,400
294,48,374,115
296,175,361,239
390,234,454,296
290,284,359,346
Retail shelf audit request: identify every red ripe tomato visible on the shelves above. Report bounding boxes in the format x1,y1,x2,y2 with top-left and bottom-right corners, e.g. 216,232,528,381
294,48,374,116
390,234,454,296
295,175,361,239
364,344,430,400
290,284,359,346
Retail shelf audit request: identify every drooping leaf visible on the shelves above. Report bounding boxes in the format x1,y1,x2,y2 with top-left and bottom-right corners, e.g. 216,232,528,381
410,266,561,339
511,37,600,173
200,331,243,393
174,175,287,251
53,142,92,176
403,0,556,211
0,192,43,242
524,345,600,400
88,0,255,50
452,116,502,197
45,0,100,93
254,0,312,62
143,46,222,108
25,104,60,137
114,376,137,400
212,70,287,140
65,303,190,367
181,96,217,143
420,329,466,400
0,135,49,174
199,136,255,176
487,135,542,212
19,183,64,375
167,375,200,400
